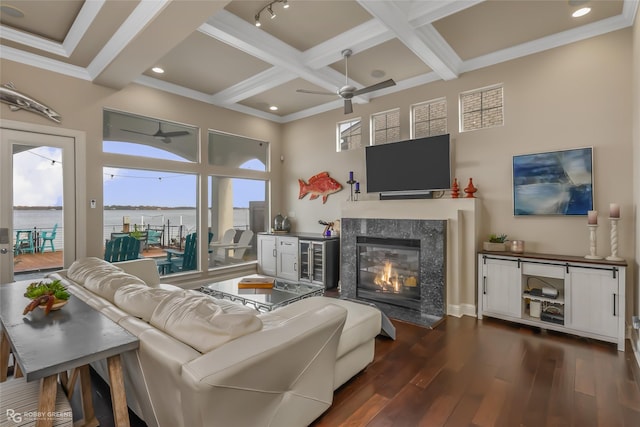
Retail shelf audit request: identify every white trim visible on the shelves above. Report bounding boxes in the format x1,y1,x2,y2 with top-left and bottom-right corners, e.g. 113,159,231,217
447,303,477,318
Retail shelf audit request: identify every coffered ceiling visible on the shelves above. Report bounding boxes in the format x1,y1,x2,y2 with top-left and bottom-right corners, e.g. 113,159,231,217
0,0,637,123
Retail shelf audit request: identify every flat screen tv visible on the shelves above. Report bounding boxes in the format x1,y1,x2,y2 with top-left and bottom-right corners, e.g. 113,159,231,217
365,134,451,194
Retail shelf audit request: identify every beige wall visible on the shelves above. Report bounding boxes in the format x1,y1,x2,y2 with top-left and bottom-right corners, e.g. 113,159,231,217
0,59,283,262
282,29,634,311
633,7,640,318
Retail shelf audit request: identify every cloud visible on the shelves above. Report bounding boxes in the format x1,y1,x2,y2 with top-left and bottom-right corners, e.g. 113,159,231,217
13,148,62,206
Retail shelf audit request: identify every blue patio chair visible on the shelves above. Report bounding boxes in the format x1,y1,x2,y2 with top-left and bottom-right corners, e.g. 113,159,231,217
14,230,35,254
104,236,140,263
168,232,213,272
147,229,162,247
39,223,58,252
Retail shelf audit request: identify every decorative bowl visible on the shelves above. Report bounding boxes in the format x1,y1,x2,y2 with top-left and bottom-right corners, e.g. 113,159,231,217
38,299,68,311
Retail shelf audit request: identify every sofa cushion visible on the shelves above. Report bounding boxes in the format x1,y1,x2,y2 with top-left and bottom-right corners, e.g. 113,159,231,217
150,294,262,353
67,257,122,285
83,271,146,304
114,284,182,322
184,290,259,315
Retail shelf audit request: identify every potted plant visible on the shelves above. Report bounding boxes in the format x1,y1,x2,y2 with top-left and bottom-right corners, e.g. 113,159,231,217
483,233,508,251
22,279,70,315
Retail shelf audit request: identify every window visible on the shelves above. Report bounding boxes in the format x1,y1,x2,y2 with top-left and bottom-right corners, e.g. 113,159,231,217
337,118,362,151
411,98,447,138
459,84,503,132
103,110,198,162
208,130,268,171
371,108,400,145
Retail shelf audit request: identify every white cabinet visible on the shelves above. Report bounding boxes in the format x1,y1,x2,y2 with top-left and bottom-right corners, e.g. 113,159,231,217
257,234,276,276
566,266,620,340
480,257,522,318
277,236,299,281
477,252,626,351
257,234,299,281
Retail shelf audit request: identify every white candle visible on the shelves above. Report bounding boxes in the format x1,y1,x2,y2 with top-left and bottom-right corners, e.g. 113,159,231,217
587,210,597,225
609,203,620,219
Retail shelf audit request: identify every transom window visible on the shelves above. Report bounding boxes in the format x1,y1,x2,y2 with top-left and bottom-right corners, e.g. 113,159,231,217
337,118,362,152
411,98,447,138
371,108,400,145
459,84,504,132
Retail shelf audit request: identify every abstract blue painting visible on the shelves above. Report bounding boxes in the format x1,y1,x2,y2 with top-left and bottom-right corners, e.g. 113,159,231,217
513,147,593,216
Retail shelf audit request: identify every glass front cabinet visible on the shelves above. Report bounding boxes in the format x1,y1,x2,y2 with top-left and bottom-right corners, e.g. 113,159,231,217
299,239,339,289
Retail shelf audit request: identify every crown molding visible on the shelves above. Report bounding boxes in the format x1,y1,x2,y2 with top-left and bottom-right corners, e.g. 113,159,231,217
0,45,91,80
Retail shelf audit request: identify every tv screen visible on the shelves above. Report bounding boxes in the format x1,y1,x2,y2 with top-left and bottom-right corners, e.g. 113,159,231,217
365,134,451,193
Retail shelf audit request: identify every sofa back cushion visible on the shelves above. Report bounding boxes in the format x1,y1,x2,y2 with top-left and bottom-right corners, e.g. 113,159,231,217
67,257,122,284
150,294,262,353
83,271,147,303
114,284,182,322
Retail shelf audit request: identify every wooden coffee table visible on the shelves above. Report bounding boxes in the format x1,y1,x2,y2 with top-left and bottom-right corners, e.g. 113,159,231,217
199,275,324,312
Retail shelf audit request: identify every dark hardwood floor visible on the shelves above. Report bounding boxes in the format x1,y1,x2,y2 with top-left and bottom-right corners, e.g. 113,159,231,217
81,315,640,427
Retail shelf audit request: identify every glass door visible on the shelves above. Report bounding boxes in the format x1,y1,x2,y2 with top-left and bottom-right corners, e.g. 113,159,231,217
0,129,76,283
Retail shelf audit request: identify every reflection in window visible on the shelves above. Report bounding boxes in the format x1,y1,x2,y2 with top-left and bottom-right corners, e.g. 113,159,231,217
337,118,362,151
208,130,268,170
371,108,400,145
208,176,267,267
103,109,198,162
103,167,197,267
412,98,447,138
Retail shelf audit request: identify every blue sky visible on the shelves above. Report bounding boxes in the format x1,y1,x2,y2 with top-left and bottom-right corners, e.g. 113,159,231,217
14,143,265,207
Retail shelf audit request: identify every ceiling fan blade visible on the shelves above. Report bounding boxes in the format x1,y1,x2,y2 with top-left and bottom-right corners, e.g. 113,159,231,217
344,99,353,115
352,79,396,97
156,131,190,138
296,89,336,96
120,128,154,137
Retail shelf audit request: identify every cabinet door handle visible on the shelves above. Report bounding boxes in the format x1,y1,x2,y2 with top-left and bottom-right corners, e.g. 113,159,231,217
294,262,297,272
272,249,276,258
483,276,487,295
613,294,617,316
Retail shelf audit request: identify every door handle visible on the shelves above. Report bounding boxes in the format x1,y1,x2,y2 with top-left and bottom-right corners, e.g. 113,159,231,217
0,248,7,254
272,248,276,258
613,293,617,316
483,276,487,294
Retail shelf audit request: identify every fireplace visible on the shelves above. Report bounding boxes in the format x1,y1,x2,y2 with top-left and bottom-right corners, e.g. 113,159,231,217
356,236,421,310
341,217,446,327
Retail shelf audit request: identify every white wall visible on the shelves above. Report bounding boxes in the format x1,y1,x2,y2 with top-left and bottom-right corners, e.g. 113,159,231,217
632,6,640,321
282,29,634,311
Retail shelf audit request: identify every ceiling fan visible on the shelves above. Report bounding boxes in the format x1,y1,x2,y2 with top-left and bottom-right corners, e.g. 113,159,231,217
296,49,396,114
121,122,190,144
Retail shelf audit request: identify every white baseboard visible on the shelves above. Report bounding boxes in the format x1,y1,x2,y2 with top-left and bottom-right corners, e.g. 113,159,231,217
447,303,476,318
631,326,640,369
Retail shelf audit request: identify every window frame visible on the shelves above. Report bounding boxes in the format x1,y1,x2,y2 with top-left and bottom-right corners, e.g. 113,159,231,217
370,107,400,146
336,118,362,152
410,97,447,139
458,83,504,133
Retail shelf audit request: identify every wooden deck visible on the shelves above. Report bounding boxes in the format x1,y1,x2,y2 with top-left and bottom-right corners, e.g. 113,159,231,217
13,248,168,273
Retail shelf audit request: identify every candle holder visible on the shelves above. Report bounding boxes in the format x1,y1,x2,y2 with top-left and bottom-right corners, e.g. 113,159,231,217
585,224,603,259
346,176,357,201
354,184,360,201
606,218,624,261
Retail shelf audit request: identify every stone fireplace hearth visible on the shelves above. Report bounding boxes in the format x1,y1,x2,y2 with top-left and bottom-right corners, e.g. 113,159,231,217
341,218,446,327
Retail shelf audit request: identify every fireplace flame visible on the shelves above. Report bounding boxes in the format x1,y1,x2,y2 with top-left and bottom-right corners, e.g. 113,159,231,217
374,260,400,292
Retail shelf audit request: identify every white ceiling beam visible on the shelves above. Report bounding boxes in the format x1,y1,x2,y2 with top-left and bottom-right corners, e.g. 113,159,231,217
210,67,297,104
357,0,459,80
201,10,373,103
408,0,485,27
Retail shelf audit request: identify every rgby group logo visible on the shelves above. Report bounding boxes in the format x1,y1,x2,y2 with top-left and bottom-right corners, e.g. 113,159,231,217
5,408,73,423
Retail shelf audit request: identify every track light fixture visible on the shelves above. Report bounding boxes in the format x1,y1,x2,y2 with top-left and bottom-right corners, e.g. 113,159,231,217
254,0,290,27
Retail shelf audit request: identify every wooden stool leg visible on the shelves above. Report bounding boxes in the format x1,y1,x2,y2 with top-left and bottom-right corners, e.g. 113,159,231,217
35,375,57,427
78,365,99,427
107,355,131,427
0,330,10,382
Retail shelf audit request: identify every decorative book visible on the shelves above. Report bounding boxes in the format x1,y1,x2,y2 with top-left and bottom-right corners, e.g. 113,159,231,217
238,277,275,289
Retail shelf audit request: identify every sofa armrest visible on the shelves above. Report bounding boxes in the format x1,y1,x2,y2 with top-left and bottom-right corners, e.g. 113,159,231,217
180,304,347,427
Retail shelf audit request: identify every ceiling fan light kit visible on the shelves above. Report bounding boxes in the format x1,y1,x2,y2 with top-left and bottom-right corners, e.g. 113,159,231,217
296,48,396,114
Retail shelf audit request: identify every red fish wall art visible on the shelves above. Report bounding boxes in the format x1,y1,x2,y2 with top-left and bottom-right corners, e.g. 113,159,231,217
298,172,343,204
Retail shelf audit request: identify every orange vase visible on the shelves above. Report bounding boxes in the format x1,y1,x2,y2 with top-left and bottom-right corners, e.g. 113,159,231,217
464,178,477,198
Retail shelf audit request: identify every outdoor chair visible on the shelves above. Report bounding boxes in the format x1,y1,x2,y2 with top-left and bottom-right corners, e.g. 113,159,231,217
39,223,58,252
211,228,237,264
147,229,163,247
168,231,213,273
104,236,140,263
226,229,254,263
14,230,35,255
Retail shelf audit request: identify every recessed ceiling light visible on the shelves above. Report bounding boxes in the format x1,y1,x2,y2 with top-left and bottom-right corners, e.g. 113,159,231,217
371,69,386,79
269,106,278,111
572,7,591,18
0,5,25,18
151,67,165,74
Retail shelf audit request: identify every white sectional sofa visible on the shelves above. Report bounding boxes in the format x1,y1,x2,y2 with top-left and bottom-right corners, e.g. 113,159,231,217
50,257,382,427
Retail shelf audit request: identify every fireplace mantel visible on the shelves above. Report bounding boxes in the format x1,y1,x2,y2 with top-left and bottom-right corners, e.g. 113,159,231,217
341,198,480,318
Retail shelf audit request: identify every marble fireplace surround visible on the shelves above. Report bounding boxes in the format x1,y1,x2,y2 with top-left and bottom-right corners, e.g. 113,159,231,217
341,199,480,322
341,217,446,326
